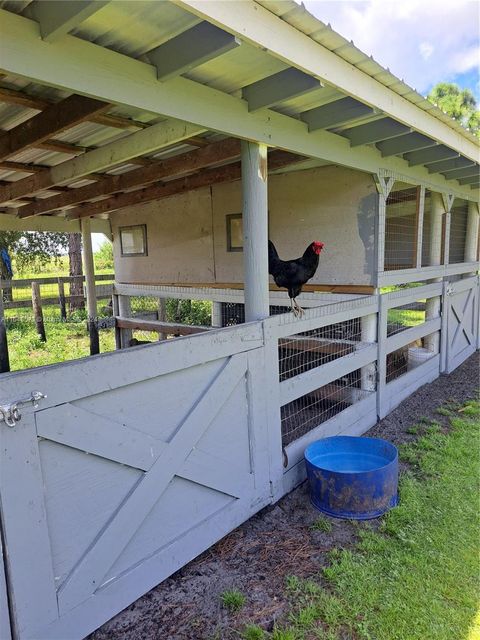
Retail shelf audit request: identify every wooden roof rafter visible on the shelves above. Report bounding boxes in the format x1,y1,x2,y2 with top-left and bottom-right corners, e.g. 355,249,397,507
65,150,305,220
0,118,207,204
0,86,149,131
0,94,109,162
18,138,242,218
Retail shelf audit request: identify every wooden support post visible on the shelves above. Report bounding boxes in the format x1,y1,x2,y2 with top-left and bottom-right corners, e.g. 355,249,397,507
241,140,269,322
117,295,132,348
360,313,377,392
81,217,99,355
158,297,167,340
31,281,46,342
211,301,222,328
112,294,122,350
425,192,446,355
415,185,425,268
0,288,10,373
58,277,67,321
465,201,479,276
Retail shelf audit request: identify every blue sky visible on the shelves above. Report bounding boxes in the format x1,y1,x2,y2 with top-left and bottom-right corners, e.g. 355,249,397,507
302,0,480,101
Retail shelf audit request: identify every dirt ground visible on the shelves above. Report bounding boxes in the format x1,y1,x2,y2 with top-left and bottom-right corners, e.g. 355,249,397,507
91,352,479,640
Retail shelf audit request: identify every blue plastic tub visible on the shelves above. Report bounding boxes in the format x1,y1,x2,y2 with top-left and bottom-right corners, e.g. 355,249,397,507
304,436,398,520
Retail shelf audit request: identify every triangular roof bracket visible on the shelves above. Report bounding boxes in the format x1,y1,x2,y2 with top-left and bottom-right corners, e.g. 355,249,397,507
374,174,394,198
441,193,455,212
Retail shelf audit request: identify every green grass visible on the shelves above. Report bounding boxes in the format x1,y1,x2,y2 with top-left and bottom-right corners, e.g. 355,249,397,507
220,589,247,613
265,399,480,640
310,517,333,533
242,624,266,640
388,306,425,329
5,307,115,371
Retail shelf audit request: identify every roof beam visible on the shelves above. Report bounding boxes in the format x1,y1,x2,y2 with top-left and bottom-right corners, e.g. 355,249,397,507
31,1,110,42
148,21,240,82
343,117,411,147
301,97,374,131
0,160,48,174
0,8,476,200
0,211,110,234
404,145,459,167
426,157,475,174
458,175,480,185
0,85,148,131
18,138,241,217
242,68,321,112
177,0,479,162
0,118,205,203
0,94,108,161
66,150,302,219
442,166,479,180
376,133,437,157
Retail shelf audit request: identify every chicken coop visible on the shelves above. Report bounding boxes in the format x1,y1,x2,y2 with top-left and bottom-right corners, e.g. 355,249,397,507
0,2,478,639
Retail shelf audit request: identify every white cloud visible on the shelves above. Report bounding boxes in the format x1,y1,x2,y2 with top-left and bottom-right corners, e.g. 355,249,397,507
301,0,480,97
448,44,480,74
419,42,434,61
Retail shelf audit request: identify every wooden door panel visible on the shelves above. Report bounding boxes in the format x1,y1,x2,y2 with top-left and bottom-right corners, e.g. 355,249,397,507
39,440,141,589
0,330,270,639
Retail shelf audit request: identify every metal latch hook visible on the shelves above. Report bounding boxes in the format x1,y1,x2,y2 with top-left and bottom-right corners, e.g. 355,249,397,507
0,391,47,428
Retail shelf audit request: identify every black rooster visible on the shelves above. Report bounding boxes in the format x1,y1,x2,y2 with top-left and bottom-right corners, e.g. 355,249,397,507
268,240,324,317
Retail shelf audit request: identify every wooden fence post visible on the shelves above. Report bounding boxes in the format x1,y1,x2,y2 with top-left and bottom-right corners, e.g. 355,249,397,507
112,294,122,350
81,217,100,356
58,277,67,321
0,289,10,373
158,297,167,340
31,282,46,342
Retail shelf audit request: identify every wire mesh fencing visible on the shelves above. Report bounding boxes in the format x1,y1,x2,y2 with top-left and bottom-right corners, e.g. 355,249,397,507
281,364,377,447
384,184,419,270
278,317,363,382
386,299,426,336
421,189,445,267
385,331,438,384
449,198,469,264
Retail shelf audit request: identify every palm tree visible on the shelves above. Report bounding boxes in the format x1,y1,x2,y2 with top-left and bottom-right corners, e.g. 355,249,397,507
428,83,480,136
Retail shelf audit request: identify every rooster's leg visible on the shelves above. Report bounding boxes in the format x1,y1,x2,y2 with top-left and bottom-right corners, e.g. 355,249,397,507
292,298,304,318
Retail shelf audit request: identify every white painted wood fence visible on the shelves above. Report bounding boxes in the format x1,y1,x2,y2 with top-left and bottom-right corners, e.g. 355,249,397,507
0,278,478,639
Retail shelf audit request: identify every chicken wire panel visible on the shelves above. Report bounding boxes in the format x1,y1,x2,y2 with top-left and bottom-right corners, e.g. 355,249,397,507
279,317,363,382
387,299,427,336
281,364,377,447
449,199,469,264
386,332,437,384
220,302,289,327
384,185,419,271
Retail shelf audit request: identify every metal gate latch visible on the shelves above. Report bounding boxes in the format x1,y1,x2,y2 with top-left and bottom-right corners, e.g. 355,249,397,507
0,391,47,428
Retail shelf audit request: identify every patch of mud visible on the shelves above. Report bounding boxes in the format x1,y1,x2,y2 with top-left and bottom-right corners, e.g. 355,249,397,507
91,352,478,640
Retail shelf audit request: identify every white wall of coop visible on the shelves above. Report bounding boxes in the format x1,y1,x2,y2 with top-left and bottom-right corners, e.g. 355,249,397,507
111,165,377,287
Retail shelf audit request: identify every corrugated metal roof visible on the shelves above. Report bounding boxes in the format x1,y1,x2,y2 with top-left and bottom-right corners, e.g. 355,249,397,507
257,0,478,144
0,0,477,213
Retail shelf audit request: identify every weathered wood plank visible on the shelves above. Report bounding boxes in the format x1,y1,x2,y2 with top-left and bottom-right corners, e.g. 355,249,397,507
19,139,241,218
0,94,108,161
0,413,58,636
66,150,301,219
57,353,247,612
116,317,211,336
36,403,166,471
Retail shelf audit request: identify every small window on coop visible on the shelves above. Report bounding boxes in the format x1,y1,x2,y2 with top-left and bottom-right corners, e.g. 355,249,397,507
448,199,468,264
119,224,148,257
226,213,243,252
384,184,420,271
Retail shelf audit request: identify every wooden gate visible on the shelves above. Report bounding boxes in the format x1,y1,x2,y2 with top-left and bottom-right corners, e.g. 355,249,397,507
444,276,479,374
0,324,271,640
